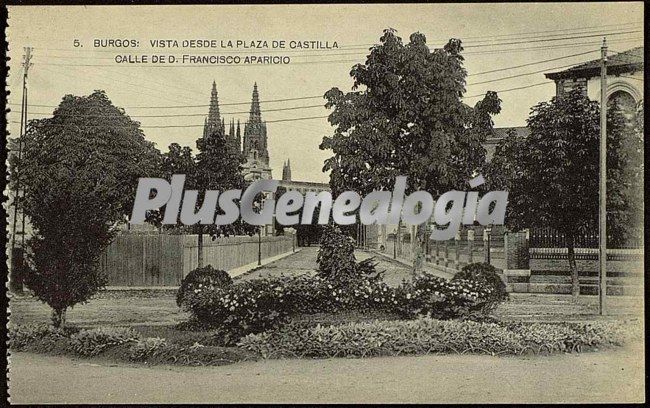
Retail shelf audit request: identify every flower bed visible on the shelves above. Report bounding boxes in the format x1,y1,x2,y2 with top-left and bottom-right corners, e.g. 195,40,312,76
238,317,642,359
8,323,255,366
9,317,641,365
180,272,500,342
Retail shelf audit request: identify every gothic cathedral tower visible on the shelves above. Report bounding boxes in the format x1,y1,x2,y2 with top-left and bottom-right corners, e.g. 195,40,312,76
241,83,272,181
202,81,222,139
202,81,272,181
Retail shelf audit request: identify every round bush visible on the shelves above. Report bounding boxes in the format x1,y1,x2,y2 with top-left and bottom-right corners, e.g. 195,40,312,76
452,263,508,308
177,265,233,307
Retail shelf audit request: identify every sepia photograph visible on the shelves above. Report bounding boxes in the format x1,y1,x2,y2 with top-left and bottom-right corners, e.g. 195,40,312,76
3,1,645,404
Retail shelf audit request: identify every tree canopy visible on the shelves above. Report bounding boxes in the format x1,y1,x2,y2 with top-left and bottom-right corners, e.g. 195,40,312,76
15,90,161,325
488,89,637,246
486,89,641,295
320,29,501,197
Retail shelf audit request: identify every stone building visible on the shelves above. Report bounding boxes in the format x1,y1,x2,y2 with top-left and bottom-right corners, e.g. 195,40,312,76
484,46,643,163
544,46,643,111
278,159,330,195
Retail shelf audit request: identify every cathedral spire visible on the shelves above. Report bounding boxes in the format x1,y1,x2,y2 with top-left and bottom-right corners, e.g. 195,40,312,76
208,81,221,124
242,83,269,166
249,82,261,120
204,81,221,139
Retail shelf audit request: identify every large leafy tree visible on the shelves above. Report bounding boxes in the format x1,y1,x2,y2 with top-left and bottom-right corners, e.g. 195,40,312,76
14,90,161,326
145,142,198,229
193,127,258,265
163,143,197,183
487,89,637,297
149,132,259,265
320,29,501,268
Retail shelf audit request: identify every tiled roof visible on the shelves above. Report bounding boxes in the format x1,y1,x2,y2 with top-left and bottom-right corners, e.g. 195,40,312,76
545,46,643,80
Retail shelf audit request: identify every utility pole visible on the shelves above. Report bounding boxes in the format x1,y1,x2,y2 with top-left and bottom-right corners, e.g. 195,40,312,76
10,47,33,293
599,38,608,315
258,227,262,266
19,48,33,248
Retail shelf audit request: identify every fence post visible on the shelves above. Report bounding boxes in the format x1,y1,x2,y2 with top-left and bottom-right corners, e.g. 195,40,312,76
454,232,460,269
468,229,474,264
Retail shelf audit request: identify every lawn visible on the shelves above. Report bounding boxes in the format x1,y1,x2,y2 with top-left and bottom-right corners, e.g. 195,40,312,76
9,289,642,328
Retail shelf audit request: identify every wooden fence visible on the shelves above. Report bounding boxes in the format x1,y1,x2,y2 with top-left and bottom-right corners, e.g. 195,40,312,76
99,233,294,287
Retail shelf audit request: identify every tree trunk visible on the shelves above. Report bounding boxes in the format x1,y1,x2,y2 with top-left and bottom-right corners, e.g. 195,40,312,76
567,238,579,298
197,227,204,268
51,307,67,328
10,247,25,294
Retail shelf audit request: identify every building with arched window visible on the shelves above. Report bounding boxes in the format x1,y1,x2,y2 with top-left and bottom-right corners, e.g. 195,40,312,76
485,46,643,163
544,46,643,110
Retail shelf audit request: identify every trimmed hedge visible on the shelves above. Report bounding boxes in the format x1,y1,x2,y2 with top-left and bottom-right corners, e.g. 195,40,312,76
452,262,508,310
177,265,233,307
238,318,641,359
181,271,501,341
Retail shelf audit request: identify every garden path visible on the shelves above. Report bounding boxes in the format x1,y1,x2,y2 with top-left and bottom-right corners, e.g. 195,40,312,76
240,245,415,286
9,340,644,404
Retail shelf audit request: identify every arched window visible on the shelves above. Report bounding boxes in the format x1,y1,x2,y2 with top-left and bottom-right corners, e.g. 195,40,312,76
608,90,637,118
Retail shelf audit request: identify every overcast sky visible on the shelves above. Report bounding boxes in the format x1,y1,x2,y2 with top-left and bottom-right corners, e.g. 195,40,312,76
6,3,643,183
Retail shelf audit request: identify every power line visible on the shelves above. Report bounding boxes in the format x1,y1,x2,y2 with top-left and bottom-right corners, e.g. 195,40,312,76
37,65,208,106
9,49,609,112
10,114,332,128
32,58,366,68
9,45,640,120
33,37,643,61
464,81,551,98
440,21,642,41
23,104,326,118
31,28,642,60
468,61,590,86
32,35,642,62
336,21,642,47
462,36,643,55
10,80,557,128
463,29,641,49
31,23,642,56
468,49,598,76
8,94,325,109
29,33,642,69
452,25,642,46
323,29,643,52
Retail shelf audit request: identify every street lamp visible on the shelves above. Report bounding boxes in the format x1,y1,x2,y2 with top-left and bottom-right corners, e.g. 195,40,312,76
258,227,262,266
485,225,493,264
253,201,262,266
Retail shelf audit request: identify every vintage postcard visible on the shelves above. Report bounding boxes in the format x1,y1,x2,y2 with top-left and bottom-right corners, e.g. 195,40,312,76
4,2,645,404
